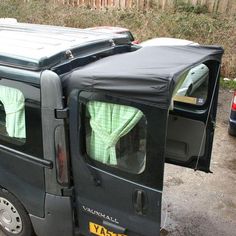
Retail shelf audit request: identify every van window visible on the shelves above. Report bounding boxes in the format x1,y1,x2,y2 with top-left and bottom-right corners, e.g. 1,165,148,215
85,101,146,174
173,64,209,106
0,85,26,144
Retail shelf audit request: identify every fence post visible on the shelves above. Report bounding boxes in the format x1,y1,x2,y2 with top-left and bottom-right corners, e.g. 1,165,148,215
162,0,167,10
29,0,235,13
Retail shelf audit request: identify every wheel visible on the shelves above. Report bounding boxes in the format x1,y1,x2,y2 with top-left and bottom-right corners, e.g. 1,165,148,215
228,125,236,136
0,189,34,236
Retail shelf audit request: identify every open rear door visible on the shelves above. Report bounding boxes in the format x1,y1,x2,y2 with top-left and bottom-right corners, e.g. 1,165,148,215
165,60,221,172
65,45,223,236
69,91,167,236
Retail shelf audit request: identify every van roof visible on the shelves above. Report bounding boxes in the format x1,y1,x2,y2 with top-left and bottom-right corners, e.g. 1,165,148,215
0,21,130,71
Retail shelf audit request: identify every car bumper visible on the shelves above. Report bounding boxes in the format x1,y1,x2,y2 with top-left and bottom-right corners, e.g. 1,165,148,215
229,110,236,136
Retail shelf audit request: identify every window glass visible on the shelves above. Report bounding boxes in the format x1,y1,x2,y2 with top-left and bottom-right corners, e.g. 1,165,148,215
173,64,209,106
120,31,135,42
0,85,26,144
85,101,146,174
0,102,6,134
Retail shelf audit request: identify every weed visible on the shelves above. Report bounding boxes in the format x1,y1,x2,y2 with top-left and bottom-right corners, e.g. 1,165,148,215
175,1,208,14
220,79,236,90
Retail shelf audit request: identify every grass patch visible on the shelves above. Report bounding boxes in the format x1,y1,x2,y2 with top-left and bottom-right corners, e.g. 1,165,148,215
220,79,236,90
0,0,236,78
175,0,208,14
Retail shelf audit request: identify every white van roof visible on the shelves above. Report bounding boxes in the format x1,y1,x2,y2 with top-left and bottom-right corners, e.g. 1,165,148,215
0,21,129,70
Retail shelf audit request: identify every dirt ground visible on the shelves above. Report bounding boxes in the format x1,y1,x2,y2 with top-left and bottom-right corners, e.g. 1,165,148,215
161,89,236,236
0,89,235,236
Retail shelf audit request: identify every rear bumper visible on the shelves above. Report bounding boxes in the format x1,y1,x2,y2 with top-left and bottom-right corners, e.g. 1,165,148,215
30,193,74,236
229,113,236,136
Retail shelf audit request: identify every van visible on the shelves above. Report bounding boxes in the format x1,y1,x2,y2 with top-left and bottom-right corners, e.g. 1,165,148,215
0,21,223,236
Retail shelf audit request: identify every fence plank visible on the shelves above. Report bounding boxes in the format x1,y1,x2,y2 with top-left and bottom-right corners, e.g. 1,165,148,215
162,0,167,10
25,0,236,14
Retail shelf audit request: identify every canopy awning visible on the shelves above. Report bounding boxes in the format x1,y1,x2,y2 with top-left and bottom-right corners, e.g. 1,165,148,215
64,45,224,109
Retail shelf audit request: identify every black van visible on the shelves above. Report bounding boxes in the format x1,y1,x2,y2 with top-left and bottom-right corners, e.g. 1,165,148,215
0,21,223,236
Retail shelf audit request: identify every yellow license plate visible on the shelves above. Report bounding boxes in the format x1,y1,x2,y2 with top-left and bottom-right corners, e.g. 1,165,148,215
89,222,127,236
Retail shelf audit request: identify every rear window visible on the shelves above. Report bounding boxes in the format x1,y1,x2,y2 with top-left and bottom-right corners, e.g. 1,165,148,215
85,101,146,174
172,64,209,106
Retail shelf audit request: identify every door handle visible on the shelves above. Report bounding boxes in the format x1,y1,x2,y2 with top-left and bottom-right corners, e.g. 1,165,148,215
133,190,146,215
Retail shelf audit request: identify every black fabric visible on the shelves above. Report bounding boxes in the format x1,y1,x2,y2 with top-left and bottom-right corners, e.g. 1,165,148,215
64,45,224,109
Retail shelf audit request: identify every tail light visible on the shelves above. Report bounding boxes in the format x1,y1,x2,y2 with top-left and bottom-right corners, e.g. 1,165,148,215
232,91,236,111
55,126,69,186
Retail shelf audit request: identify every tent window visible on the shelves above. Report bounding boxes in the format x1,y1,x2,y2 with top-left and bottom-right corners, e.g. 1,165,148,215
85,101,146,174
0,85,26,144
172,64,209,107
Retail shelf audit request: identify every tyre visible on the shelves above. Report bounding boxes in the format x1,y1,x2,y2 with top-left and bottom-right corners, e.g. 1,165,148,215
228,125,236,136
0,188,34,236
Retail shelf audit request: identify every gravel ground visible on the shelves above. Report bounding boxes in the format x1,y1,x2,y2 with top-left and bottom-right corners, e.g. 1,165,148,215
161,89,236,236
0,89,235,236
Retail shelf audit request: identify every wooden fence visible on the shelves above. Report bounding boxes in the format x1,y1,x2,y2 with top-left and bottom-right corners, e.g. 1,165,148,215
25,0,236,14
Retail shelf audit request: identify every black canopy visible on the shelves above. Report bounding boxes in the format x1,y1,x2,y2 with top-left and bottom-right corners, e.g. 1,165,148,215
65,45,224,109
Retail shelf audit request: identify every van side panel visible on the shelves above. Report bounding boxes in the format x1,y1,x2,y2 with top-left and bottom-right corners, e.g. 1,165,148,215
0,150,45,217
30,194,74,236
0,78,45,217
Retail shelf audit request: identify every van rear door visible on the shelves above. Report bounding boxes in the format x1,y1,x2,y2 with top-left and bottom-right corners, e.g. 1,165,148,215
165,61,221,172
66,45,223,236
69,91,167,236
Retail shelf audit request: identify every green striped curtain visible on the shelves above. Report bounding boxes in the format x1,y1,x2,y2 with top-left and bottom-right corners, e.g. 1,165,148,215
86,101,143,165
0,85,26,138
